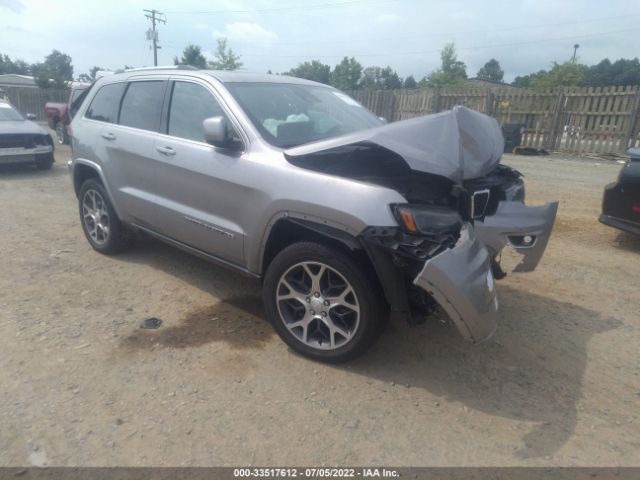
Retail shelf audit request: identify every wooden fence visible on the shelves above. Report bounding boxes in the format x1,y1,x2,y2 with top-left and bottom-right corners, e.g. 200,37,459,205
4,84,639,155
2,87,69,122
348,85,640,155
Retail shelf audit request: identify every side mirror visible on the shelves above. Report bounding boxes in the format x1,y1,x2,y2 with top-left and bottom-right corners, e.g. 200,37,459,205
203,116,233,148
26,113,37,120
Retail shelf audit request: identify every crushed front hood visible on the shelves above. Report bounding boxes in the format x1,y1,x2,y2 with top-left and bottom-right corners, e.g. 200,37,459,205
284,106,504,182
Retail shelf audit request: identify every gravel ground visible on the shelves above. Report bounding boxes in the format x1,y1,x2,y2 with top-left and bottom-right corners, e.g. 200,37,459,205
1,146,639,467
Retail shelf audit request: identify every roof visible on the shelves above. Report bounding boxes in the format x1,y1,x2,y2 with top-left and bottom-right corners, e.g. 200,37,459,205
0,74,37,88
203,71,325,87
107,67,327,88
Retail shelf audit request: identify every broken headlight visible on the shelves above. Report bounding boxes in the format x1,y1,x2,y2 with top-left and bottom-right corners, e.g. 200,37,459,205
392,204,462,236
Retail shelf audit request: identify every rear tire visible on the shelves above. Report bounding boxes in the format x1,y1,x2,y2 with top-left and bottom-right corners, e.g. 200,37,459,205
263,241,385,363
55,121,68,145
78,179,133,254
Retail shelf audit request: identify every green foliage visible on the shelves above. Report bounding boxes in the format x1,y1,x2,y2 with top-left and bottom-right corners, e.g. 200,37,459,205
425,43,467,88
286,60,331,84
530,62,586,88
403,75,417,89
513,62,586,88
513,58,640,88
78,66,103,83
174,44,207,69
32,50,73,89
583,58,640,86
209,38,243,71
330,57,363,91
0,53,30,75
476,58,504,82
359,66,402,90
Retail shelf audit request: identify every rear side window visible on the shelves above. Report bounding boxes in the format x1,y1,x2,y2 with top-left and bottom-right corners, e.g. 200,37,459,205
85,83,125,123
168,81,227,142
119,81,165,132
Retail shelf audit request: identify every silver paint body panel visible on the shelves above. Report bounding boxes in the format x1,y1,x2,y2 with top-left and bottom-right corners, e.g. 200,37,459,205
69,69,556,343
414,225,498,343
474,201,559,272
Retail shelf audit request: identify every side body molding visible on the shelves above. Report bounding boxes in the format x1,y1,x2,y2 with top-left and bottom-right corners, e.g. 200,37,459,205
474,201,559,272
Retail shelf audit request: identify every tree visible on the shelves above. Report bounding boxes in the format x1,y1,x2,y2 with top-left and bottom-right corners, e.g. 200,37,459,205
529,61,587,88
0,53,30,75
403,75,417,89
285,60,331,84
359,66,402,90
174,44,207,69
330,57,363,90
425,43,467,88
476,58,504,82
209,38,242,70
32,50,73,89
78,66,104,83
512,70,546,88
583,58,640,86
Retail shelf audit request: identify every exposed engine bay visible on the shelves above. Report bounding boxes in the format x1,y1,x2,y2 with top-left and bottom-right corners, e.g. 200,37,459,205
284,106,557,337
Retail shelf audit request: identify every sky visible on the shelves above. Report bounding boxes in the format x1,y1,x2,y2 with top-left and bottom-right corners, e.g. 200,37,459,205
1,0,639,83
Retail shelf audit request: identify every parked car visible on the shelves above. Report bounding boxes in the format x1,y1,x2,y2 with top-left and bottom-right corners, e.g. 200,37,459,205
45,82,91,144
600,148,640,236
0,101,54,169
69,68,558,362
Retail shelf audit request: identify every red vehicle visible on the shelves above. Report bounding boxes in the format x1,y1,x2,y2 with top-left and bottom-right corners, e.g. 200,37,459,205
45,82,90,144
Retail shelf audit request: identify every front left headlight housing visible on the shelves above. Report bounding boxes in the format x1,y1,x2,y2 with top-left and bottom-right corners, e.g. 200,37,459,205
392,204,462,237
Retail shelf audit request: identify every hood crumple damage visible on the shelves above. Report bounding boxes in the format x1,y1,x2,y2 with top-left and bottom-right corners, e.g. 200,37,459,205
284,105,504,182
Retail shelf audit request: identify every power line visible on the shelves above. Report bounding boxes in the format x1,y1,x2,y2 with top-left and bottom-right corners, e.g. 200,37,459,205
237,26,637,58
262,12,640,47
165,0,391,15
144,9,166,66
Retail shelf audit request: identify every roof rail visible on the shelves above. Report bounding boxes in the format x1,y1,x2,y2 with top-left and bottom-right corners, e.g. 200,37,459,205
114,65,199,74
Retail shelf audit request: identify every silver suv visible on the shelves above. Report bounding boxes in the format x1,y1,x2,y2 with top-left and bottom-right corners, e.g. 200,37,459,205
69,68,557,362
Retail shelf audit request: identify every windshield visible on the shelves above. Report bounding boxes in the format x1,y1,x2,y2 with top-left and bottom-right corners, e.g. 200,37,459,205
225,82,383,148
0,104,24,121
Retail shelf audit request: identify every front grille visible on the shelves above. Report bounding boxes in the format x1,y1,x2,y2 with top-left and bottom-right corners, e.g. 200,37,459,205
471,189,491,218
0,134,39,149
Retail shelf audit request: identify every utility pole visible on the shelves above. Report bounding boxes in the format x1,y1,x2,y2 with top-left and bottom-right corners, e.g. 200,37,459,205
572,44,580,63
144,9,166,66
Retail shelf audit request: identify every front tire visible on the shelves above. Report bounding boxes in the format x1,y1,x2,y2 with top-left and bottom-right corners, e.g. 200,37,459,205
263,242,385,363
35,153,54,170
78,179,132,254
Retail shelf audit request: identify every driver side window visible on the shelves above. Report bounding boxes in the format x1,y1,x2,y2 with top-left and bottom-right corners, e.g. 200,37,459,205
167,81,227,142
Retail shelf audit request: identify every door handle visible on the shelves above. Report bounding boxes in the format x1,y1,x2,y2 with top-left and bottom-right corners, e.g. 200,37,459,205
101,132,116,141
156,146,176,156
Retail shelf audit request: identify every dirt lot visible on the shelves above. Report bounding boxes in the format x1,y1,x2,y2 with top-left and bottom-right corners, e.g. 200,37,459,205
1,145,639,467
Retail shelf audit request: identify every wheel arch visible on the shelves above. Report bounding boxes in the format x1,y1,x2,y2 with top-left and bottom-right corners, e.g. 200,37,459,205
260,217,376,282
72,160,123,218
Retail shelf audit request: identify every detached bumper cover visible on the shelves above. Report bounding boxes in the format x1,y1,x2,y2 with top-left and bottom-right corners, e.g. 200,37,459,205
474,201,558,272
414,225,498,343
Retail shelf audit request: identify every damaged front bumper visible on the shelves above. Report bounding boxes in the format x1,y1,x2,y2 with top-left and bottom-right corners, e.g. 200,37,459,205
411,201,557,343
474,201,558,272
413,225,498,343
